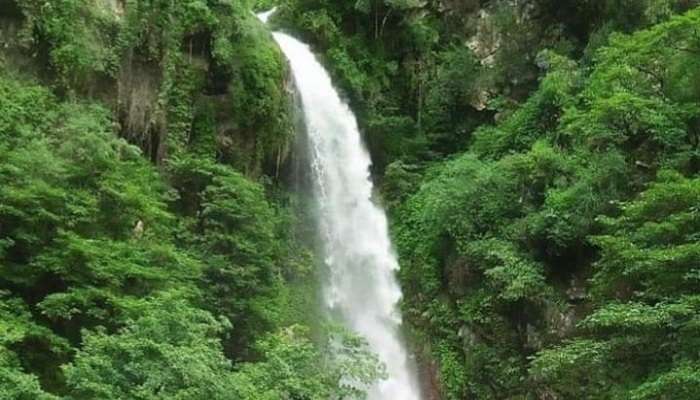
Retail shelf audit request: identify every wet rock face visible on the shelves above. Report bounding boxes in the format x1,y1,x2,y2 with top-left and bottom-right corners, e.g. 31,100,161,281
420,358,444,400
117,58,165,162
459,324,481,349
0,0,22,19
101,0,125,19
546,305,577,338
445,256,477,297
566,278,587,304
0,1,23,51
438,0,480,15
525,323,543,350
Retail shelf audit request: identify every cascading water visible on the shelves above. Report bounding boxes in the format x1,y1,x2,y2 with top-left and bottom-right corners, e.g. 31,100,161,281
258,10,422,400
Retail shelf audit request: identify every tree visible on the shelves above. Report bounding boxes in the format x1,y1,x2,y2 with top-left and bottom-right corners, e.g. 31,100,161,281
63,292,238,400
232,324,386,400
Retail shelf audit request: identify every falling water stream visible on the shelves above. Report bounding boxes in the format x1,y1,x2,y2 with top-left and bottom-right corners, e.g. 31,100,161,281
258,10,421,400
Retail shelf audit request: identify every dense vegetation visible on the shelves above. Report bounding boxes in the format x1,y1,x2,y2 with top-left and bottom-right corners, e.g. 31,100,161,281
4,0,700,399
0,1,383,399
272,0,700,398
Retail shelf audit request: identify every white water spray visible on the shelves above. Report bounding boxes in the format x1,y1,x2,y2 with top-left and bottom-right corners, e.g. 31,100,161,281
258,10,422,400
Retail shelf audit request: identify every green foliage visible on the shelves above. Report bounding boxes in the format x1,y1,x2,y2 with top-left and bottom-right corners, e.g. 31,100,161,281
198,168,279,353
0,350,59,400
591,171,700,300
4,1,700,399
0,76,56,144
630,362,700,400
233,325,386,399
472,51,580,158
3,0,294,171
381,160,422,208
392,8,700,399
0,41,379,400
0,293,67,399
15,0,120,90
63,292,237,400
214,17,292,174
530,339,612,398
421,45,482,152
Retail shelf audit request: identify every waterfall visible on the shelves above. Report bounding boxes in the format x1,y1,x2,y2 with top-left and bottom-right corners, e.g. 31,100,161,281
258,11,422,400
